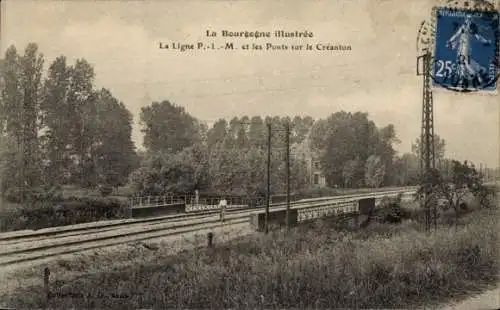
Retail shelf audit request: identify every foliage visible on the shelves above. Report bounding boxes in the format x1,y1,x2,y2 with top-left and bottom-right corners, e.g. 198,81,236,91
0,42,482,215
140,100,202,153
309,111,398,188
364,155,386,188
99,185,113,197
411,135,446,163
0,196,128,231
93,88,139,187
0,43,139,198
393,153,420,185
416,160,496,227
342,157,364,188
437,160,488,212
0,44,45,192
129,145,210,196
372,193,407,224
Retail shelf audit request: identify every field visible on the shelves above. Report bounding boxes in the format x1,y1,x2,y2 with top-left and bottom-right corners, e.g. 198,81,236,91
1,198,498,309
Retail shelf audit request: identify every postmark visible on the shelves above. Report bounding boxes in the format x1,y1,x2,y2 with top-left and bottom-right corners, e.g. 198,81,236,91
432,7,499,93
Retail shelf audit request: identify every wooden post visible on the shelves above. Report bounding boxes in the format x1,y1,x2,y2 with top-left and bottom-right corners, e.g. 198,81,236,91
266,122,271,234
44,267,50,304
285,121,291,231
207,232,214,247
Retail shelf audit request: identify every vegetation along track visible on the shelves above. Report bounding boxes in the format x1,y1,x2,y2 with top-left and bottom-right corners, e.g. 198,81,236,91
0,188,416,267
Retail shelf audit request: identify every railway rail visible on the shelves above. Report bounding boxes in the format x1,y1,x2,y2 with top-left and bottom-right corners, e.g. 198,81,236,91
0,187,417,268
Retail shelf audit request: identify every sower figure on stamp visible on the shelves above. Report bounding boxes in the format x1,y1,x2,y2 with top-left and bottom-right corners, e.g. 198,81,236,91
219,197,227,222
446,15,492,85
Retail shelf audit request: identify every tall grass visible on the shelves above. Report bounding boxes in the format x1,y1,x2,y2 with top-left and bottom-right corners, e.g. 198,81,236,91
3,207,498,309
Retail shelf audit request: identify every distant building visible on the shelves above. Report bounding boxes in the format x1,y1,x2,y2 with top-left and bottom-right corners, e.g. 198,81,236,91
291,135,327,188
310,155,326,187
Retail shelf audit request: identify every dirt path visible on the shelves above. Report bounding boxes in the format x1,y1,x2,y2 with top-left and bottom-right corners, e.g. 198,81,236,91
437,284,500,310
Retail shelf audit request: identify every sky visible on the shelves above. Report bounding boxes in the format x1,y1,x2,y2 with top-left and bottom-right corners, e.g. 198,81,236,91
1,0,499,168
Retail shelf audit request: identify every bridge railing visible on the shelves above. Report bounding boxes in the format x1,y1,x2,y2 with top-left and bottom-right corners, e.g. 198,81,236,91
265,190,416,223
129,195,184,208
129,194,265,209
130,187,418,213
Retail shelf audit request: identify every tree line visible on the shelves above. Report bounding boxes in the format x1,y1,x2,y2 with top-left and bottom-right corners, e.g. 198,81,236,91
0,43,138,197
2,42,489,201
133,108,315,196
133,100,454,196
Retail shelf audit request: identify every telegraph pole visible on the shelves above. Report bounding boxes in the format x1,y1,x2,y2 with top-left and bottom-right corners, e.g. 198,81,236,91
285,121,291,231
265,122,271,234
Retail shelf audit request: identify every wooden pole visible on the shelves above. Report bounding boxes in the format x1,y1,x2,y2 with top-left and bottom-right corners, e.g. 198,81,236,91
285,121,291,231
266,122,271,234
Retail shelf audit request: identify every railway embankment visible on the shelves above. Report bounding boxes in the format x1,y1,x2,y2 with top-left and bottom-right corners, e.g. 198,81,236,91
1,197,497,309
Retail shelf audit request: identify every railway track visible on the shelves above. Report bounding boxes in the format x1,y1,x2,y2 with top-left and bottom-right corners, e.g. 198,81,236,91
0,188,416,268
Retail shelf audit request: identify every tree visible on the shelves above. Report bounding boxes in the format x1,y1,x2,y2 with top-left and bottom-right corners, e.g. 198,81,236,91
39,58,139,188
309,111,394,188
140,100,201,153
0,43,44,194
393,153,420,185
208,141,242,195
128,144,209,196
426,160,493,226
240,147,266,195
19,43,44,188
66,59,98,187
365,155,386,188
93,88,139,187
412,134,446,164
376,124,399,184
0,46,23,194
207,119,228,150
291,116,314,144
248,116,266,149
40,56,72,185
343,157,363,188
236,116,249,149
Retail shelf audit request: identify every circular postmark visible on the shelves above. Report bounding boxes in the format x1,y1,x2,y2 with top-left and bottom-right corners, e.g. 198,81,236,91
417,0,500,93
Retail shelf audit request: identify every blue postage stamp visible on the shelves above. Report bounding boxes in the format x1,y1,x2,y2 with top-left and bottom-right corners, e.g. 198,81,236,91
433,7,499,92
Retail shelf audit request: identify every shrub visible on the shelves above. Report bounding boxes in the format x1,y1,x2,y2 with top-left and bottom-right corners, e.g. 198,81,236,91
2,186,23,203
99,185,113,197
0,196,129,232
2,186,63,203
371,195,407,224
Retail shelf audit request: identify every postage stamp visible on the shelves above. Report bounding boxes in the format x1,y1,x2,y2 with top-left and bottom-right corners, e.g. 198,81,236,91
432,7,499,93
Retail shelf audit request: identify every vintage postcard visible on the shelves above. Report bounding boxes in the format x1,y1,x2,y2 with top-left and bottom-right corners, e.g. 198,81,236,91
0,0,499,309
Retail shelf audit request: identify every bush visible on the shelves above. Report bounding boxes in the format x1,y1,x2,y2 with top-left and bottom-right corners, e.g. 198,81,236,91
2,186,63,203
99,185,113,197
369,195,409,224
2,187,24,203
0,196,129,232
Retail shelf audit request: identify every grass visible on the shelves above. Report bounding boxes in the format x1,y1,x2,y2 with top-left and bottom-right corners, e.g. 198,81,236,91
2,200,498,309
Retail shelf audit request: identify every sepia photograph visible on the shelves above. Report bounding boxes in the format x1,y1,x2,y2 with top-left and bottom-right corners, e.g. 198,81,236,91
0,0,499,309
